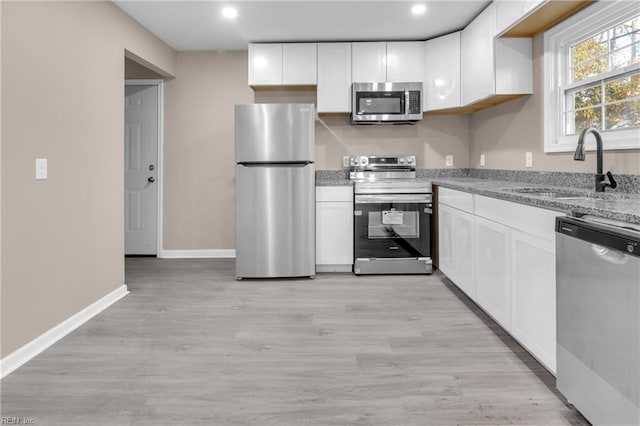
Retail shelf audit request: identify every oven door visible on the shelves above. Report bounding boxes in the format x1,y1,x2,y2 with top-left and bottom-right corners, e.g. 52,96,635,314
354,193,431,259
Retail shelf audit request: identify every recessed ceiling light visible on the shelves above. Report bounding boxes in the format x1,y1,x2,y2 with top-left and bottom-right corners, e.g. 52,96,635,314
222,6,238,19
412,4,426,15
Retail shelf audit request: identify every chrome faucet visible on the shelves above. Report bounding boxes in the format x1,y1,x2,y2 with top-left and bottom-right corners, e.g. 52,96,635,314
574,127,617,192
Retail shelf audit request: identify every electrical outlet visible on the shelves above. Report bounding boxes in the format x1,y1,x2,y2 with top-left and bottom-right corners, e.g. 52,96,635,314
36,158,47,180
480,154,486,167
445,155,453,167
342,156,350,168
525,152,533,168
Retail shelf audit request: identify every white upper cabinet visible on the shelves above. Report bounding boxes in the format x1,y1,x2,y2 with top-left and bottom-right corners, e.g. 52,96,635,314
462,3,532,105
248,43,316,86
352,41,424,83
351,42,387,82
317,43,352,113
386,42,425,82
424,32,461,111
248,44,283,86
462,4,496,104
283,43,317,85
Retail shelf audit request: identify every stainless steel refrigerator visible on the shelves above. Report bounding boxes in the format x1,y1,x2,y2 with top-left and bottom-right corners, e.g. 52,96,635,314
235,103,315,279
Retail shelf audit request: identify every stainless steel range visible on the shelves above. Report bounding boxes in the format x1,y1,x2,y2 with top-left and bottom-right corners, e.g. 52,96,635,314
348,155,432,275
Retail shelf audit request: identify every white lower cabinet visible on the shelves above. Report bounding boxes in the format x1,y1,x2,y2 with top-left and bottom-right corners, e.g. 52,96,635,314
475,216,511,330
510,229,557,373
316,186,353,272
438,203,476,299
438,187,563,374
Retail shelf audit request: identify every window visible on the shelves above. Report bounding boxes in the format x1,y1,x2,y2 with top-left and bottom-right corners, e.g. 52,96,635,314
544,1,640,153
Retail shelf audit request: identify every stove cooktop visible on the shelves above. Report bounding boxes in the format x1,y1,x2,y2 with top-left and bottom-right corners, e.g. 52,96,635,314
347,155,430,194
354,179,431,194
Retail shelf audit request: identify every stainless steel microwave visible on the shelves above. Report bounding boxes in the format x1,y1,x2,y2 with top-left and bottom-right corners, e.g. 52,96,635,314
351,82,423,124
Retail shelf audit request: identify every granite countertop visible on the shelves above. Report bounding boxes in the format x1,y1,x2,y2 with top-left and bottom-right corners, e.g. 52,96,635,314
316,178,353,186
432,177,640,225
315,170,352,186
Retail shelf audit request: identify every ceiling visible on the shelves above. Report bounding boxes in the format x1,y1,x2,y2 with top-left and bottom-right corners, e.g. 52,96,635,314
114,1,491,51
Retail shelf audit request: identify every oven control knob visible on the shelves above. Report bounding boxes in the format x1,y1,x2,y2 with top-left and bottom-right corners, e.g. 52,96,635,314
360,157,369,166
407,157,414,164
399,158,405,164
351,157,359,165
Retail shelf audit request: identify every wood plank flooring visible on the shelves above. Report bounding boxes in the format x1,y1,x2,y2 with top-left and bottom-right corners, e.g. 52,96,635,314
0,258,588,425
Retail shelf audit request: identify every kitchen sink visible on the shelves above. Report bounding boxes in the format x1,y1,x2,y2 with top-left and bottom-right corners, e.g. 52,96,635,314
506,188,594,200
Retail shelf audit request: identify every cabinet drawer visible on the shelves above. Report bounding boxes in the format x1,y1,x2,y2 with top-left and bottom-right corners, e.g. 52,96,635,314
475,194,565,241
316,186,353,202
438,187,474,214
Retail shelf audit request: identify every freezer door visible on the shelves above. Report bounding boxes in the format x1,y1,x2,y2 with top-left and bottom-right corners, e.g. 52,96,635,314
235,104,315,163
235,163,315,278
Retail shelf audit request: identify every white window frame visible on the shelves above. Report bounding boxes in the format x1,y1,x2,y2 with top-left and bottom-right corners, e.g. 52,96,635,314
544,0,640,153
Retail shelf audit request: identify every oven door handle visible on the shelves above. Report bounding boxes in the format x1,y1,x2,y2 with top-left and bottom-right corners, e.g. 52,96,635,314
355,194,431,203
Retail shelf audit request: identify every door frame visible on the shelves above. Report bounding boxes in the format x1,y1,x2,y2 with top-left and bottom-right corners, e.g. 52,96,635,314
124,79,164,256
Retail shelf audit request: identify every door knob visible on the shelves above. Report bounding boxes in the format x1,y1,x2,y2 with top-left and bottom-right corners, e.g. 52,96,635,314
148,177,155,183
149,164,155,171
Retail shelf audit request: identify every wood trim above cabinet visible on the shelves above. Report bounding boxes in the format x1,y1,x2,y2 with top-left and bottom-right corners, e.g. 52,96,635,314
250,85,317,92
501,0,594,37
424,94,528,115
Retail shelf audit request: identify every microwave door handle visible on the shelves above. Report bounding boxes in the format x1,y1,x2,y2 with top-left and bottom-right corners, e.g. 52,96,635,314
405,90,410,115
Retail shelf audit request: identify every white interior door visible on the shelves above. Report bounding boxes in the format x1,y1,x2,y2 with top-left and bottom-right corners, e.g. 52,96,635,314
125,84,158,255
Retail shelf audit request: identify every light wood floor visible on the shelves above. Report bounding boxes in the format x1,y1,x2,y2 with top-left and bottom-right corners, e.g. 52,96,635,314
1,258,588,425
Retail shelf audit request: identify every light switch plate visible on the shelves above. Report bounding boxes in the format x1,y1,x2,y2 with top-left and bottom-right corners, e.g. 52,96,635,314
525,152,533,168
36,158,47,180
445,155,453,167
480,154,486,167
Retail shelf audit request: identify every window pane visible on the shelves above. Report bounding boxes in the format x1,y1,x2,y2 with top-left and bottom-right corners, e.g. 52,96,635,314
610,16,640,70
567,107,602,135
570,15,640,83
605,100,640,130
571,85,602,109
571,45,607,82
605,73,640,102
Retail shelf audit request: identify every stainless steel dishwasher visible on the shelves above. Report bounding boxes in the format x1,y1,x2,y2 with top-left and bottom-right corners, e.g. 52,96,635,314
556,215,640,426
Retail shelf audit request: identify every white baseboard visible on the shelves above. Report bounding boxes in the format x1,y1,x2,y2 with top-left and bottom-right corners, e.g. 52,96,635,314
158,249,236,258
0,285,129,379
316,264,353,273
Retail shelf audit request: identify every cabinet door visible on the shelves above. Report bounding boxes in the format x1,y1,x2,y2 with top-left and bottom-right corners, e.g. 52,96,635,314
453,209,476,299
462,3,495,104
424,32,461,111
248,44,283,85
317,43,352,113
283,43,317,85
386,41,425,83
352,42,387,82
475,216,511,330
438,203,455,279
510,230,556,373
316,201,353,266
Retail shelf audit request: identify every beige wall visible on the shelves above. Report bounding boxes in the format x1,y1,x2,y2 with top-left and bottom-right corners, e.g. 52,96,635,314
163,51,253,250
0,0,3,359
1,1,176,357
469,34,640,174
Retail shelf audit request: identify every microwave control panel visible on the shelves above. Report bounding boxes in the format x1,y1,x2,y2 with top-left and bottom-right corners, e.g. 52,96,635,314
408,91,421,114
